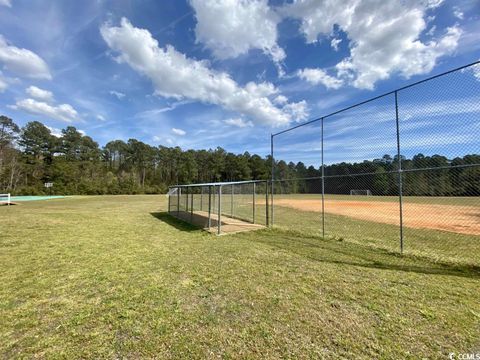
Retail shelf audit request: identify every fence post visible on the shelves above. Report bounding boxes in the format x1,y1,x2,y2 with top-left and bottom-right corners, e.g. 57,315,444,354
208,186,212,229
395,91,404,254
321,117,325,239
265,180,269,226
168,188,171,214
270,134,274,226
218,185,222,235
231,185,234,218
200,187,203,211
252,182,256,224
177,188,181,216
190,188,194,221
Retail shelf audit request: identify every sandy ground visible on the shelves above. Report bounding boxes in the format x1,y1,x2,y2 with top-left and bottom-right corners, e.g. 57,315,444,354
174,210,264,234
273,199,480,235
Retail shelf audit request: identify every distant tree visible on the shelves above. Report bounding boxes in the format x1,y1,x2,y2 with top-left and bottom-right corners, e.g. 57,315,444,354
18,121,56,162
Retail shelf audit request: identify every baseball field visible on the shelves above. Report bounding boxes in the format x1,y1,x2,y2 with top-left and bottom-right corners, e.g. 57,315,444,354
1,195,479,358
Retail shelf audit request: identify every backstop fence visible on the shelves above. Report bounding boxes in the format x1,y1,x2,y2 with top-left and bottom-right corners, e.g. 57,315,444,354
168,180,268,235
271,61,480,266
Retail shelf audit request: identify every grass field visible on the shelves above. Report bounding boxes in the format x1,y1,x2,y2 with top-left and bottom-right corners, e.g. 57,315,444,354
199,193,479,265
1,195,479,358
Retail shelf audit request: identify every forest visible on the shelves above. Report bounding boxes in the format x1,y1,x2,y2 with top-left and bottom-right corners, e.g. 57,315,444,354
0,115,478,196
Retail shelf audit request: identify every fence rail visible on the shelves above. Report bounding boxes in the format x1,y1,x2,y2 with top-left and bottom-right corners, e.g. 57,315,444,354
271,61,480,266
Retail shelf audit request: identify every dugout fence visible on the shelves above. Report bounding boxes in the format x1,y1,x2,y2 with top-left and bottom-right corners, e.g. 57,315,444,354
270,61,480,266
168,180,269,235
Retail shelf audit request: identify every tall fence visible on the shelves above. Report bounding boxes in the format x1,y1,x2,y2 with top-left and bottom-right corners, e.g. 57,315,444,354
270,61,480,266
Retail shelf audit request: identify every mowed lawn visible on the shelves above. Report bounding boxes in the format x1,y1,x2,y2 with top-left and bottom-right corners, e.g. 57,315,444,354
1,196,479,358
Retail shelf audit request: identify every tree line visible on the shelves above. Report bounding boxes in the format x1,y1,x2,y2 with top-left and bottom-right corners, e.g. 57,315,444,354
0,116,478,196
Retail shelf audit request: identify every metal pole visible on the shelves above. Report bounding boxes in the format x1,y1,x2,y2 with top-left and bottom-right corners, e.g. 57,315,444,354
395,91,404,254
190,187,194,221
218,186,222,235
231,185,234,218
265,180,269,226
177,188,181,215
321,117,325,238
200,187,203,211
252,182,256,224
185,187,189,215
270,134,274,225
168,189,171,214
208,186,212,229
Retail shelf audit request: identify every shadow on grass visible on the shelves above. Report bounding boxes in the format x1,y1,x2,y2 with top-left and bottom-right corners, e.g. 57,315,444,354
246,229,480,279
150,212,202,232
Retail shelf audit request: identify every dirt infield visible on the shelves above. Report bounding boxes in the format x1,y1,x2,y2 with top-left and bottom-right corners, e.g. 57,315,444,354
173,210,264,234
273,198,480,235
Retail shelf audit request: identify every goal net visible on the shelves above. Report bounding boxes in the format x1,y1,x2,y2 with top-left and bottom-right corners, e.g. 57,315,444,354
350,189,372,196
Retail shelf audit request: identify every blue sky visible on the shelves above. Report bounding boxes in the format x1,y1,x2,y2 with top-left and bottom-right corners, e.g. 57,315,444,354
0,0,479,163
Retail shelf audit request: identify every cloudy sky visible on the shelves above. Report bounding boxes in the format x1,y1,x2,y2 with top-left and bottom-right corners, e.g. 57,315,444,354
0,0,479,162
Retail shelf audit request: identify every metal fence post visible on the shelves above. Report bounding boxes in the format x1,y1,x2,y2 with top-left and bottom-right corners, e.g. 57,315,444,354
168,188,171,214
270,134,274,225
231,185,234,218
395,91,404,254
177,187,181,215
218,185,222,235
265,180,269,227
321,117,325,239
208,186,212,229
190,188,194,221
200,187,203,211
252,182,256,224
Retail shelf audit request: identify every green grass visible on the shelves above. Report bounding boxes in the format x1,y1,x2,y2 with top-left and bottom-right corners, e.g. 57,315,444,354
186,192,480,266
270,202,480,267
1,196,479,358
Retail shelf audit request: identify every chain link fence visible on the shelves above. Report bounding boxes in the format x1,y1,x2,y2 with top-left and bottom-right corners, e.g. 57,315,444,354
271,61,480,266
168,180,269,234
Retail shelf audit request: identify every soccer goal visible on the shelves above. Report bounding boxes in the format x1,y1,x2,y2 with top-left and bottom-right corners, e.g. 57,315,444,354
0,193,11,205
167,180,269,235
350,189,372,196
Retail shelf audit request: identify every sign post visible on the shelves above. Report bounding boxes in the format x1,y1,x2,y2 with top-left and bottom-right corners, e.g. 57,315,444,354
44,182,53,196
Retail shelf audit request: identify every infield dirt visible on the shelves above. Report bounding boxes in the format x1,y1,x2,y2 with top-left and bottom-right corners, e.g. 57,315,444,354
272,198,480,235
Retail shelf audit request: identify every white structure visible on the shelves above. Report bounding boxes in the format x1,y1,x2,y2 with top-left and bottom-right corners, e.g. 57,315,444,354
0,193,11,205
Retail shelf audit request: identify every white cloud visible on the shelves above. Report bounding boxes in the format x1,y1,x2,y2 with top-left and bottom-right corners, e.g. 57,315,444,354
171,128,186,136
331,38,342,51
282,0,461,89
472,63,480,81
0,0,11,7
190,0,284,68
46,126,62,138
282,100,309,123
426,25,437,36
26,85,54,102
109,90,125,99
453,7,464,20
224,118,253,128
96,114,106,121
10,98,79,122
297,68,343,89
78,129,86,136
0,35,51,79
100,18,307,126
273,95,288,105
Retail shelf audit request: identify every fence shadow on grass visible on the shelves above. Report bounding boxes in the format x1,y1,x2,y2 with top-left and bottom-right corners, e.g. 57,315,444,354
150,212,202,232
247,230,480,280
